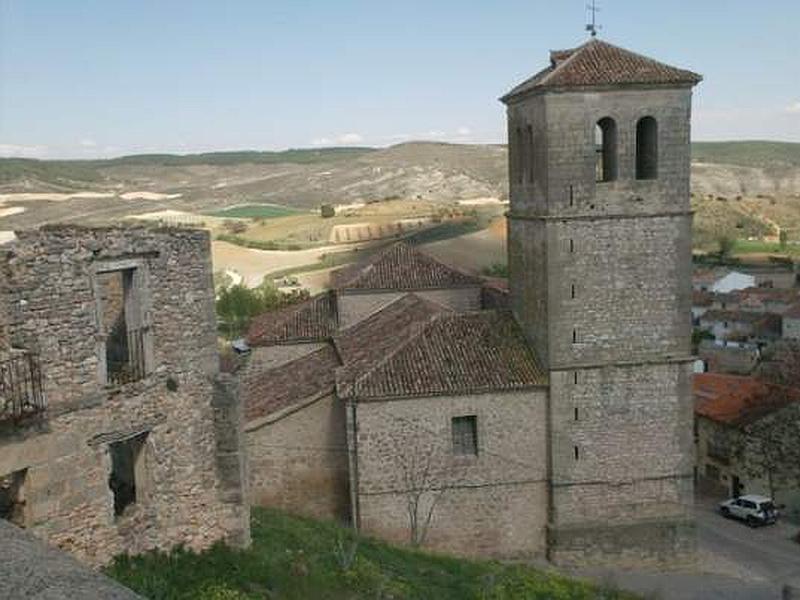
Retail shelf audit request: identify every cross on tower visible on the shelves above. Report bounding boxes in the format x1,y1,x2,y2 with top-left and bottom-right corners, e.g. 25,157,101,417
586,1,601,37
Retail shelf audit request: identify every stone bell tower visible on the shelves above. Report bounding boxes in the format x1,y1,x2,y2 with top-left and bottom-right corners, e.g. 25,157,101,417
501,39,702,564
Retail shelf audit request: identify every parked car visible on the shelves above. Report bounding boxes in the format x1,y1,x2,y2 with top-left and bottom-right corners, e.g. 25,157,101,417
719,494,778,527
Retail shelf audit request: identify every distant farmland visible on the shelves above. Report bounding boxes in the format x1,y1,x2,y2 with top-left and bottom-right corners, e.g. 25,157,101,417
208,204,306,219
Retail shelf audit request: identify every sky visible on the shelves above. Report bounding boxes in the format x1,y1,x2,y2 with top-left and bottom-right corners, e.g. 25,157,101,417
1,0,798,159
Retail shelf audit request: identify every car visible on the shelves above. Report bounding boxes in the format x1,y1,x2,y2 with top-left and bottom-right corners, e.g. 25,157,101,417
719,494,778,527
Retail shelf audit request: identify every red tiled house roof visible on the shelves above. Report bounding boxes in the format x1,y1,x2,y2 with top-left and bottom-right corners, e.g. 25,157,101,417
242,343,341,422
501,38,702,103
343,311,547,401
786,303,800,319
332,242,483,291
694,373,800,427
334,294,449,397
246,291,338,346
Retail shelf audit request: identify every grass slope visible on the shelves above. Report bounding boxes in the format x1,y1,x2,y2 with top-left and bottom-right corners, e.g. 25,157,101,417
209,204,305,219
692,141,800,169
106,508,636,600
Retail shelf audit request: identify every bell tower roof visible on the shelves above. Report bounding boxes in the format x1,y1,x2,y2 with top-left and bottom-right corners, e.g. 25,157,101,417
501,38,702,103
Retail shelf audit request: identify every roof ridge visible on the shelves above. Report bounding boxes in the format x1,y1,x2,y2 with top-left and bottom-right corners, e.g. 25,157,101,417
537,38,594,87
248,341,340,380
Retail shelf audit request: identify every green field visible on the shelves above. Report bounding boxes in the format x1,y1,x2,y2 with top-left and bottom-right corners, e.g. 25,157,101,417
106,507,635,600
209,204,305,219
692,141,800,169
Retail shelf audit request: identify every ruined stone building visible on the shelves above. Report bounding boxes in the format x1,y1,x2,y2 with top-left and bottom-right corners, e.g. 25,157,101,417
242,38,701,565
0,225,249,565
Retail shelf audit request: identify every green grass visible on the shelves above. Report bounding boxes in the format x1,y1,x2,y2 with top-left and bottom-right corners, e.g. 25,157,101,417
209,204,305,219
105,507,636,600
732,239,800,256
405,220,481,245
692,141,800,169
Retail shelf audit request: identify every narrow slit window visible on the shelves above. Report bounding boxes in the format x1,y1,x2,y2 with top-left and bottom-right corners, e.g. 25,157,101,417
573,371,578,385
571,284,576,299
569,239,574,253
569,185,574,207
574,446,580,460
572,329,577,344
574,407,579,421
515,127,524,184
526,124,535,183
636,117,658,180
595,117,618,182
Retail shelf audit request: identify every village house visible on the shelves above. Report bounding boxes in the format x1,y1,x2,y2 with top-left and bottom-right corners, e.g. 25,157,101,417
694,373,800,519
698,309,781,345
692,269,755,294
242,38,701,566
697,339,760,375
0,225,249,565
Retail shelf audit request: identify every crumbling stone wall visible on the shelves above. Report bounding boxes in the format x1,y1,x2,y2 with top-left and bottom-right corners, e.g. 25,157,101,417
0,225,249,565
352,389,548,559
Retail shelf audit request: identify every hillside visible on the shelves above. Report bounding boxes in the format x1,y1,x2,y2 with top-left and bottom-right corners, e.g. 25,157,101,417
105,507,635,600
2,141,800,245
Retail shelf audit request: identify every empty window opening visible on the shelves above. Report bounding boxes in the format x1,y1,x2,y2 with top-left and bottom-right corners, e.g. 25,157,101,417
572,329,577,344
452,415,478,456
571,284,576,299
109,433,148,518
0,469,28,527
595,117,617,183
514,127,524,184
574,407,579,421
526,125,535,183
569,185,574,207
573,371,578,385
636,117,658,180
574,446,580,460
569,239,575,253
99,269,146,385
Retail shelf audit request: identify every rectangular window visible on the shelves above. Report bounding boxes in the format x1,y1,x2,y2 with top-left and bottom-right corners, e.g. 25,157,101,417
569,185,574,207
0,469,28,527
109,433,148,518
452,415,478,456
574,407,579,421
526,125,535,184
569,239,575,253
574,445,580,460
573,371,578,385
571,284,576,299
572,329,577,344
98,268,147,385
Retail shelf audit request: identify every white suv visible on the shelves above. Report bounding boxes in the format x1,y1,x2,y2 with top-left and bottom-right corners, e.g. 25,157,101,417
719,494,778,527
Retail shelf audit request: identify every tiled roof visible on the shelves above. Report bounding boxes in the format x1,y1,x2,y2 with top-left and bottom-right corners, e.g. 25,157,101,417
332,242,483,291
694,373,800,426
343,311,546,400
242,343,340,422
700,310,778,325
246,291,338,346
334,294,449,396
501,39,702,102
692,290,713,308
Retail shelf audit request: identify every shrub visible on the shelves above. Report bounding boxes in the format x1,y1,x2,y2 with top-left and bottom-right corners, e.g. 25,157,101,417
320,204,335,218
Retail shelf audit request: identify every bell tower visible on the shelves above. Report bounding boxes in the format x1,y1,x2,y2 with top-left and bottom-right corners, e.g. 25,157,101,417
501,39,702,564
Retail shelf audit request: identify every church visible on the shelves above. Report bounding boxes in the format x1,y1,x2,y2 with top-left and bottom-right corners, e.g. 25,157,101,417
240,38,702,565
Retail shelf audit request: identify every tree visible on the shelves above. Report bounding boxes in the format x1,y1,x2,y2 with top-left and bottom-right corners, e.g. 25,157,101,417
717,235,735,261
320,204,336,218
779,229,788,250
215,277,309,339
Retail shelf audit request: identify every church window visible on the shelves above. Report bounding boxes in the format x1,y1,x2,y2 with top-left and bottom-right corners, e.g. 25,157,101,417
574,445,580,460
571,284,576,299
0,469,28,527
514,127,524,184
595,117,617,182
109,433,149,518
574,407,579,421
572,329,577,343
636,117,658,180
569,185,574,207
573,371,578,385
452,415,478,456
569,239,574,253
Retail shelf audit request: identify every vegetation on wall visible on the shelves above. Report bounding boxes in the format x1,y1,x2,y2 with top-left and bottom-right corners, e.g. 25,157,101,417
215,278,309,339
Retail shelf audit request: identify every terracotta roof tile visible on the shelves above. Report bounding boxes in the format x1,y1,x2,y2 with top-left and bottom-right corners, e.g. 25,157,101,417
242,343,340,422
502,39,702,102
332,242,482,291
246,292,338,346
334,294,449,396
694,373,800,426
344,311,546,400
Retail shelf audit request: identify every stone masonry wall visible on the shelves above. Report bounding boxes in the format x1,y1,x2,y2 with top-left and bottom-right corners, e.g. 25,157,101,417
246,393,349,521
507,85,696,564
0,225,248,565
353,390,548,559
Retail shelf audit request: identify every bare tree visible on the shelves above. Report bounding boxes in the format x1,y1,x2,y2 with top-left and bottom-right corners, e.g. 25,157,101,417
392,424,464,549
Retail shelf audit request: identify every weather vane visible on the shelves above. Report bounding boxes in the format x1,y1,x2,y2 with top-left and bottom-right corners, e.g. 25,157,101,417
586,1,602,37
